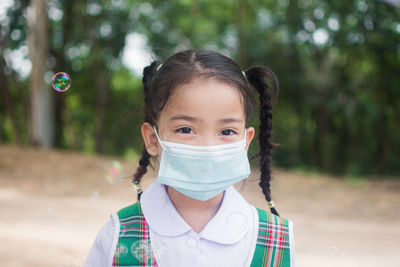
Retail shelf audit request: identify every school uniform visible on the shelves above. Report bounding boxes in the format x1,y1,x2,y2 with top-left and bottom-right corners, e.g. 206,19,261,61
85,179,297,266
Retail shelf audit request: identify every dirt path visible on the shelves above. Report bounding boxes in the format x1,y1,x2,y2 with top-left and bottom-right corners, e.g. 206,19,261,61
0,144,399,267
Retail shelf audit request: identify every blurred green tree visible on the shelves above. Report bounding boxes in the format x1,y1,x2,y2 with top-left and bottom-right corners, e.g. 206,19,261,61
0,0,399,176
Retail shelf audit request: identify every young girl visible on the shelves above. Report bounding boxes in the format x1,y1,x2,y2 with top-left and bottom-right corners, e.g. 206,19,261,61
85,50,297,267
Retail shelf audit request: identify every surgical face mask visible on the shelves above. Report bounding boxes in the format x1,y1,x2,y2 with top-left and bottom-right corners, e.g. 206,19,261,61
153,126,251,201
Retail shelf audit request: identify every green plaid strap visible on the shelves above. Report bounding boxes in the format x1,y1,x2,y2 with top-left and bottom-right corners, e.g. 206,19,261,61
249,208,291,267
112,202,158,267
113,204,290,266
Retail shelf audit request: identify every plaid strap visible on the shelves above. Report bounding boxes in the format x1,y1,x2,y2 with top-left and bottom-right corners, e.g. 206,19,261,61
112,202,158,267
249,208,291,267
113,204,290,267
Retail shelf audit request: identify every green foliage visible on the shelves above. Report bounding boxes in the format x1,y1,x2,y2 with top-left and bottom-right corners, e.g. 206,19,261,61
1,0,399,176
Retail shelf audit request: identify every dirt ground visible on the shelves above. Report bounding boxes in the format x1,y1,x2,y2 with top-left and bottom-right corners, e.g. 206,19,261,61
0,144,399,267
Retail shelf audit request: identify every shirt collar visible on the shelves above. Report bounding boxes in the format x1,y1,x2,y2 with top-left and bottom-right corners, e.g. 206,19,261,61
140,178,251,245
140,179,192,237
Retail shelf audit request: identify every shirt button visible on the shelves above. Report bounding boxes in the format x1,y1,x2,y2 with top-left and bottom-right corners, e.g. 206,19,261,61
187,238,196,247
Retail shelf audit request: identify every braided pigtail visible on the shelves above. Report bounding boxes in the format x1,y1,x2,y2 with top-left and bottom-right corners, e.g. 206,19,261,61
132,149,151,201
132,60,162,201
245,66,279,216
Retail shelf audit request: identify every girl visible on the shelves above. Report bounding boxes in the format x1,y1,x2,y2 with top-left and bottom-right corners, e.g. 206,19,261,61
85,50,297,267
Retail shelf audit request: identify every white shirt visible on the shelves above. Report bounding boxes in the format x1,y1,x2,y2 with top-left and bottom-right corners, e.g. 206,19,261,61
85,179,297,266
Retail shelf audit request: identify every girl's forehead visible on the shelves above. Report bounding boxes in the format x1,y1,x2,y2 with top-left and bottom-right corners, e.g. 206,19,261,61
159,77,246,123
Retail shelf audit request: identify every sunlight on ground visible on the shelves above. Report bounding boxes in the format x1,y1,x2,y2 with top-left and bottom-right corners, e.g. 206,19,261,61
0,144,399,267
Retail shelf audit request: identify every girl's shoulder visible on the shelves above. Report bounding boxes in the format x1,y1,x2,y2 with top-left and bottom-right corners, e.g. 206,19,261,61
116,202,142,219
84,213,120,267
253,206,292,250
254,207,291,228
250,207,295,267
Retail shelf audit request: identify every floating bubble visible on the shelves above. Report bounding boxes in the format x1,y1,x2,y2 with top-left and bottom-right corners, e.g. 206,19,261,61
90,189,99,201
152,244,168,260
109,223,127,236
41,207,54,222
52,72,71,92
120,224,127,236
115,243,129,258
70,256,83,267
327,244,341,257
104,160,125,184
384,0,400,8
131,240,152,263
130,240,167,261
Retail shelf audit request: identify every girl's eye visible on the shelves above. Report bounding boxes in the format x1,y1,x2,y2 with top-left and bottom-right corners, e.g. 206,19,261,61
220,129,237,136
176,127,193,134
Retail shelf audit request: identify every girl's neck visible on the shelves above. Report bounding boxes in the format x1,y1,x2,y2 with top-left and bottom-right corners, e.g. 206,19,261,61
166,186,224,233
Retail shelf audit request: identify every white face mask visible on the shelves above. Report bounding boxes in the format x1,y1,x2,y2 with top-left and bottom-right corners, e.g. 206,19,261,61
153,126,251,201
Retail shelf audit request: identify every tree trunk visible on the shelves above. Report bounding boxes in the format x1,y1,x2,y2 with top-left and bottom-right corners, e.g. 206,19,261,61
0,56,21,144
27,0,54,148
52,0,74,148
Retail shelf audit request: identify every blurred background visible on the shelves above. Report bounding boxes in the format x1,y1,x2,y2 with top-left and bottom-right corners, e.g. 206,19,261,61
0,0,399,266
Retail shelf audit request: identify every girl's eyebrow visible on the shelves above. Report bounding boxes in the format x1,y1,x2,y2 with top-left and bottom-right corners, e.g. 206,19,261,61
169,115,201,122
169,115,243,124
218,117,243,123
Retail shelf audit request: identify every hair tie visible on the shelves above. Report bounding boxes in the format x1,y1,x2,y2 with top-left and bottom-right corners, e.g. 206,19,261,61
241,70,246,78
133,181,142,195
268,200,275,209
156,63,163,72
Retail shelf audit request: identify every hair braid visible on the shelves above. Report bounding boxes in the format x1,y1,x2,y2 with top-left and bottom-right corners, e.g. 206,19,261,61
132,148,151,201
245,66,279,216
131,60,162,201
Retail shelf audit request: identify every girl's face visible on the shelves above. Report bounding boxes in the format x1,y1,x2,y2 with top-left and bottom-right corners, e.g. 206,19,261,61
142,77,255,156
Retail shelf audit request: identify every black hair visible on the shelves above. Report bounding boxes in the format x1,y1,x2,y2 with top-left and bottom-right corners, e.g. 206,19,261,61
131,49,280,216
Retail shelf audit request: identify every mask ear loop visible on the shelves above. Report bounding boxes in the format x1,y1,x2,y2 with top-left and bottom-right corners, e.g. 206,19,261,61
153,125,166,165
153,125,167,149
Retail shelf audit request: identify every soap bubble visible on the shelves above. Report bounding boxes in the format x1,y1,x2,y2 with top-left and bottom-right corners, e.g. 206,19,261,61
327,244,341,257
70,256,83,267
384,0,400,8
120,224,127,236
90,189,99,201
52,72,71,92
109,223,126,236
104,160,125,184
115,243,129,258
131,240,152,263
152,244,167,260
41,207,54,222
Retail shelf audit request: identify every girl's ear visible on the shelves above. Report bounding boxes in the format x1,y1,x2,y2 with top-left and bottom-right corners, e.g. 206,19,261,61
245,127,255,153
141,122,160,156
